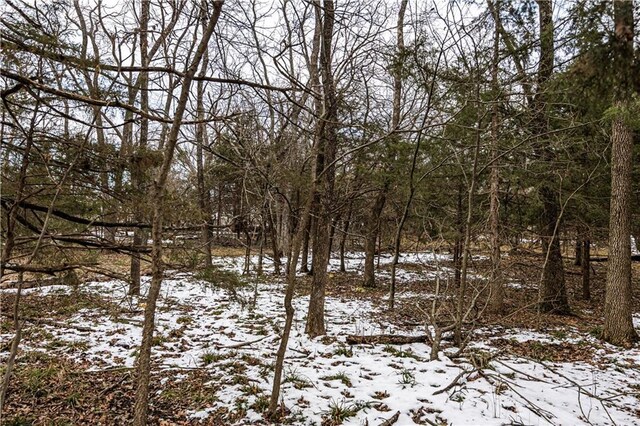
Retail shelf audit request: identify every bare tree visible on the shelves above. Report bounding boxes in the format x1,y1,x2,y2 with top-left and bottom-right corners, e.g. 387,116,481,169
196,4,213,268
487,0,504,313
133,3,224,424
306,0,338,337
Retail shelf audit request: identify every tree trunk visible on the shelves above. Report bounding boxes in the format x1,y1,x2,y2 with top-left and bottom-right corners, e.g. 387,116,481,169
328,212,340,260
257,229,264,276
216,182,223,242
385,0,410,308
346,334,429,345
268,207,282,275
300,214,312,273
603,0,638,346
365,0,406,289
196,38,212,268
535,0,569,315
453,183,463,288
604,109,637,344
582,237,590,301
129,0,150,296
307,212,329,336
488,4,503,313
132,5,222,424
267,167,315,419
538,185,569,314
339,204,352,272
363,190,387,288
306,0,337,338
243,230,252,275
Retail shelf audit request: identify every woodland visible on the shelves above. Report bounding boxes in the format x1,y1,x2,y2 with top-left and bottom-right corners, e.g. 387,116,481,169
1,0,639,425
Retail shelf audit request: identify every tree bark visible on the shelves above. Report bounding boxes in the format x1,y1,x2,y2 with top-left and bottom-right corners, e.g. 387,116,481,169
385,0,412,308
328,212,340,260
582,237,590,301
575,235,583,266
339,203,352,272
453,183,463,288
603,0,638,347
268,204,282,275
604,113,636,344
538,186,569,314
300,214,312,273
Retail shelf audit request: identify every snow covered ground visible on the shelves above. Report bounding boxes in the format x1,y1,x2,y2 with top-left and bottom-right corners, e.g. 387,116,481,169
1,252,639,425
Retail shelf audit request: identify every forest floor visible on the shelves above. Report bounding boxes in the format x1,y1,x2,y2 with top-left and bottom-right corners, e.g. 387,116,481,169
1,250,639,425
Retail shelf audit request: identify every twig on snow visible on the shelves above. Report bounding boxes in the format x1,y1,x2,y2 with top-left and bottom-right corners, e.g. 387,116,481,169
433,368,478,396
216,335,271,349
0,313,94,332
377,410,401,426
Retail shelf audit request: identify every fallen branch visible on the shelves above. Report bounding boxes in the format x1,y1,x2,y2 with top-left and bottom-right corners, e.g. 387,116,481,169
527,357,619,425
480,370,556,423
493,359,550,383
378,411,400,426
112,317,144,327
98,371,130,396
2,196,234,231
433,368,477,396
0,313,94,332
1,262,96,275
217,335,270,349
73,366,136,375
346,334,429,345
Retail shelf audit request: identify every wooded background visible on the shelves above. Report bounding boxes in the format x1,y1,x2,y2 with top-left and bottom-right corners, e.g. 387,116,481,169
1,0,639,422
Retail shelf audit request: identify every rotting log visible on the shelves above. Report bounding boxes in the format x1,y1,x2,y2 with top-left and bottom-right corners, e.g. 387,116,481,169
346,334,429,345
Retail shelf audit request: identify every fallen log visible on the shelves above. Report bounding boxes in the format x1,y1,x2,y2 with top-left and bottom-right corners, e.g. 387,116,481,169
217,335,271,349
346,334,429,345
